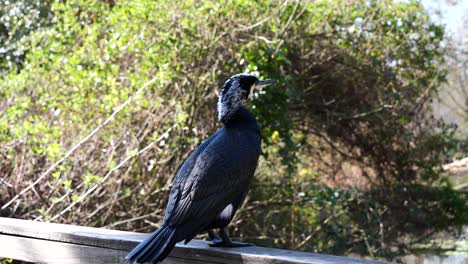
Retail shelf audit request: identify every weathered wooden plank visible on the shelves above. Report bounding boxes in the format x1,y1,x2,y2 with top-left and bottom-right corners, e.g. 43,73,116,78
0,234,127,264
0,234,214,264
0,217,392,264
0,216,138,251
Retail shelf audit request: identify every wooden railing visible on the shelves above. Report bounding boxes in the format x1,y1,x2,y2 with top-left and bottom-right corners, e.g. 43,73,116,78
0,217,391,264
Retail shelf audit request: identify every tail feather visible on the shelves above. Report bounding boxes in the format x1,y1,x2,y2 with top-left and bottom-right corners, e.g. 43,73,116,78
149,231,176,263
133,227,170,262
125,225,176,264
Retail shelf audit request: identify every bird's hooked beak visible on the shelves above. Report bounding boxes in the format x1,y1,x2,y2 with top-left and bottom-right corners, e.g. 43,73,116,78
256,79,276,90
250,79,275,99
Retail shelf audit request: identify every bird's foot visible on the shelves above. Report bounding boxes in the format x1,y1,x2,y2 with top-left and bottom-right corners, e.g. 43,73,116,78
208,238,223,247
209,240,254,247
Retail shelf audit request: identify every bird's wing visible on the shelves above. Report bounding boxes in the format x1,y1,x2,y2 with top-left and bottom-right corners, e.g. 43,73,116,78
162,128,223,223
163,129,260,234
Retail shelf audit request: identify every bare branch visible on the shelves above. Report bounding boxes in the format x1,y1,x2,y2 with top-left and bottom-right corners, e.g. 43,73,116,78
1,77,159,211
47,125,174,222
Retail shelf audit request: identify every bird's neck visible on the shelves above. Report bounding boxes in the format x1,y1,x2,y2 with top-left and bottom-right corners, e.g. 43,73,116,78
217,93,243,124
220,106,259,131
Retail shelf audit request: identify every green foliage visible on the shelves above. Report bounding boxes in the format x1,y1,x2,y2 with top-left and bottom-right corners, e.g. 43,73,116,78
0,0,465,261
0,0,54,74
239,172,466,258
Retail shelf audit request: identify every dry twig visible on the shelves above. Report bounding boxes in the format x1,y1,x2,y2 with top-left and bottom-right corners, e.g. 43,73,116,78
1,77,159,211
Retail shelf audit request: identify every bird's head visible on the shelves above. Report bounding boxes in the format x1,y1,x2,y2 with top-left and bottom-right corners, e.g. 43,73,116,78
217,73,275,123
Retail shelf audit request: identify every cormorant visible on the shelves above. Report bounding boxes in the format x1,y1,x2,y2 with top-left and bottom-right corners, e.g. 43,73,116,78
125,73,275,264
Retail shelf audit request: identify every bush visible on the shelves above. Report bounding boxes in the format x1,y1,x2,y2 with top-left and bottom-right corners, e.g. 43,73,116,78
0,0,54,75
0,0,465,260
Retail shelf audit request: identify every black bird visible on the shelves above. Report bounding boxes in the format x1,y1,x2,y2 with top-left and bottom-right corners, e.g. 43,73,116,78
125,73,275,264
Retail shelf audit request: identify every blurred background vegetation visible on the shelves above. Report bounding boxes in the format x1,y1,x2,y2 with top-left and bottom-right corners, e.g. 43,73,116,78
0,0,466,263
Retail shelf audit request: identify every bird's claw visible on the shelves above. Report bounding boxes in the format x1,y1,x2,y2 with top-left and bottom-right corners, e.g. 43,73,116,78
208,238,223,247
